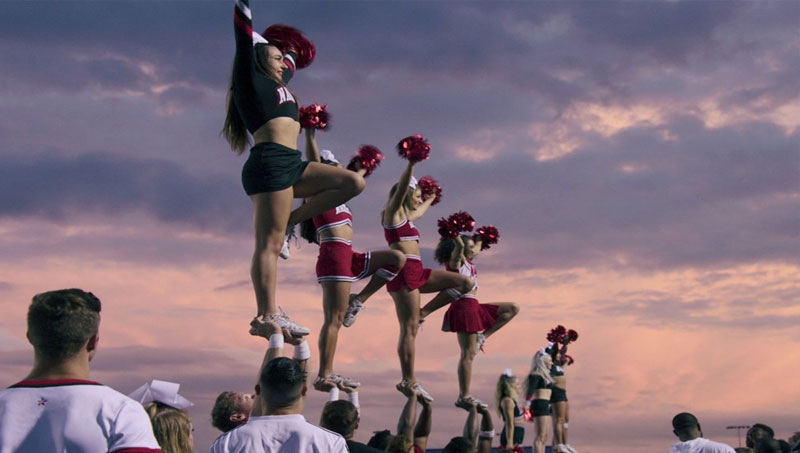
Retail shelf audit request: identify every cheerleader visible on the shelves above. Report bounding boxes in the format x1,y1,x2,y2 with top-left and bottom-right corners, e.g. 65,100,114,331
550,344,576,453
222,0,365,335
381,157,475,402
299,128,406,391
428,232,519,407
524,350,553,453
496,369,525,452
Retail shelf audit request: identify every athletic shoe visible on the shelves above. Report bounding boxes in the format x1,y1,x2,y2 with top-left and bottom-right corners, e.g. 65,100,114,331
477,332,486,352
455,395,481,409
325,373,361,388
555,444,570,453
279,224,296,260
411,382,434,403
342,294,364,328
564,445,577,453
266,307,310,336
313,376,336,392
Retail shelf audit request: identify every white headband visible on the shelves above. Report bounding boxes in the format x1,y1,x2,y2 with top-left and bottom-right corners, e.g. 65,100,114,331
128,379,194,410
502,368,514,377
320,149,339,164
409,176,418,190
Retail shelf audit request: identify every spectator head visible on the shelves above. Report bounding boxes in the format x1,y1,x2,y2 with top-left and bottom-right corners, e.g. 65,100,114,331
748,424,776,448
145,402,193,453
320,400,359,440
27,289,102,361
385,435,413,453
754,438,783,453
443,436,473,453
258,357,307,410
368,429,392,450
211,391,254,432
671,412,702,441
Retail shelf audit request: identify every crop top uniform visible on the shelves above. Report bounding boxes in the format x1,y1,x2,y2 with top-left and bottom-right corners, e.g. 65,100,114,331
499,401,525,447
234,0,309,194
549,364,568,403
384,218,431,292
525,374,552,417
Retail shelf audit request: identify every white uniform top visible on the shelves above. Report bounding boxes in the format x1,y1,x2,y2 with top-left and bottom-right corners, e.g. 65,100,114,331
446,259,479,300
210,414,348,453
667,437,736,453
0,379,161,453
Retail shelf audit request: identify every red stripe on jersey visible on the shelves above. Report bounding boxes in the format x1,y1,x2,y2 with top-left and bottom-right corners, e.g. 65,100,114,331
9,378,103,388
233,11,252,36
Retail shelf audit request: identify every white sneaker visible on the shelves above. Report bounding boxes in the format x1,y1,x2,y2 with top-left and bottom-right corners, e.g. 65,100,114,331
327,373,361,388
411,382,434,403
279,224,296,260
565,444,577,453
556,444,569,453
477,332,486,352
266,307,310,336
342,295,364,327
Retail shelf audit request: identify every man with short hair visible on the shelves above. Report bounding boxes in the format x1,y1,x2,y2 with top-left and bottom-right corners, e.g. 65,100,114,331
0,289,161,452
321,398,381,452
668,412,735,453
211,391,254,433
747,424,775,449
211,321,347,452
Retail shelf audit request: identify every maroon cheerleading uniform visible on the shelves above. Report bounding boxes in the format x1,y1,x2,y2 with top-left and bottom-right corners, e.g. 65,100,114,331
314,205,399,283
441,259,499,332
384,218,432,292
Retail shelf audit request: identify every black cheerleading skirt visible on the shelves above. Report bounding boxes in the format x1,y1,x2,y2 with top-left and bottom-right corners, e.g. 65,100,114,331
242,142,309,195
550,386,568,403
500,425,524,447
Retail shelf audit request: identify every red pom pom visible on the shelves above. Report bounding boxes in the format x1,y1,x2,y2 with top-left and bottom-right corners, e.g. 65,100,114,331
263,24,316,69
346,145,384,177
475,225,499,250
547,325,568,344
299,103,330,130
567,329,579,342
437,217,459,239
396,134,431,163
418,176,442,205
438,211,475,238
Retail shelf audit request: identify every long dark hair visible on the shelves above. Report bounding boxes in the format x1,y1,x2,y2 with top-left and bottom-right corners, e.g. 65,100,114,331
434,234,472,265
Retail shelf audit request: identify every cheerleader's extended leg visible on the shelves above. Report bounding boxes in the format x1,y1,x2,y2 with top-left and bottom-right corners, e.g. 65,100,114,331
481,302,519,339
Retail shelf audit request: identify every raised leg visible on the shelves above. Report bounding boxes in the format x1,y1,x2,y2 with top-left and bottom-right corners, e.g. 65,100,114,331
482,302,520,339
289,162,365,224
354,250,406,303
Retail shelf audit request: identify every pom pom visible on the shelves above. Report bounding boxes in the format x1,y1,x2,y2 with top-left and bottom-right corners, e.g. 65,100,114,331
437,211,475,239
474,225,499,250
396,134,431,163
299,103,330,130
263,24,316,69
418,176,442,205
347,145,384,177
546,325,567,344
567,329,579,342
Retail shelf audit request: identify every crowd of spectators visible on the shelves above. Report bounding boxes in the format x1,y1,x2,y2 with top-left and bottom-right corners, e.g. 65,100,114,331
1,288,797,453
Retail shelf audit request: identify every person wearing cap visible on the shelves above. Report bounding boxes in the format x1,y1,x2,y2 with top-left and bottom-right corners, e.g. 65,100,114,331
129,380,195,453
380,152,474,402
0,289,161,452
298,127,407,392
668,412,735,453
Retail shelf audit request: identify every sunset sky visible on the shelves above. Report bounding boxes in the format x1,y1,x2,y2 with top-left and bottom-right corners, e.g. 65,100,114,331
1,1,798,452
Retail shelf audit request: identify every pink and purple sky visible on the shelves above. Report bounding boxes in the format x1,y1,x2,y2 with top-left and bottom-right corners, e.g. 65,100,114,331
1,1,798,451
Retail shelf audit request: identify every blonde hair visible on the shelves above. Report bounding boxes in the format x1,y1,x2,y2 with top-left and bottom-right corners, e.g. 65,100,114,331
145,402,193,453
494,374,519,415
385,435,414,453
526,350,554,390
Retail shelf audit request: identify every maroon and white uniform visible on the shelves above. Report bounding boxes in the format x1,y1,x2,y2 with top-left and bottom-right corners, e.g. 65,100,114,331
314,205,397,283
442,259,499,332
384,218,432,292
0,379,161,453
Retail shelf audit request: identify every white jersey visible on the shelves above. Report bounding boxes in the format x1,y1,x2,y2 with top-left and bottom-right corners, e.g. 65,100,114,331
0,379,161,453
210,414,347,453
667,437,736,453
